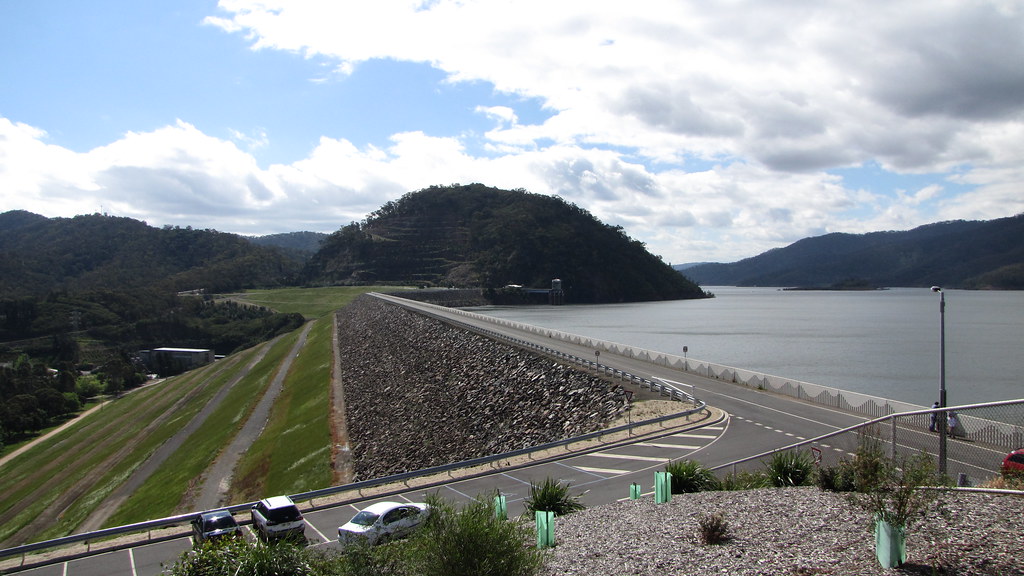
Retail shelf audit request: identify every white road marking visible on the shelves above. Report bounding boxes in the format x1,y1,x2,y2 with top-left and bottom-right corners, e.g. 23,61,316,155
573,465,630,475
129,548,138,576
636,442,701,450
587,452,669,463
672,433,719,439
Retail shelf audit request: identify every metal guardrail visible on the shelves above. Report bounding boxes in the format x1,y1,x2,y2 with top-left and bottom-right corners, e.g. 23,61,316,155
710,398,1024,485
0,295,705,570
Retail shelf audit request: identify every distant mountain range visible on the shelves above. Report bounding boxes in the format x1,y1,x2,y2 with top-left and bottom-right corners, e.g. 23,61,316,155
679,214,1024,289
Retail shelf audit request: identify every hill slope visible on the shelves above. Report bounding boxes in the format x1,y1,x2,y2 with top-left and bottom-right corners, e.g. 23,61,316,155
303,184,709,303
0,211,302,297
683,215,1024,288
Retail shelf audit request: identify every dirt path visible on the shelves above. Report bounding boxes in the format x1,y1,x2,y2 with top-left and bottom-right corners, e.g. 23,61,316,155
190,321,314,511
76,342,276,532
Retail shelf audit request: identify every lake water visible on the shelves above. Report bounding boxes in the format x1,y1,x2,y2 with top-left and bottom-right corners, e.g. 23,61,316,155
469,287,1024,406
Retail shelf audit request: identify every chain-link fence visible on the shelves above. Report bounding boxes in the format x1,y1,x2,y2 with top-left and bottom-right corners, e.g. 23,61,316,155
711,399,1024,487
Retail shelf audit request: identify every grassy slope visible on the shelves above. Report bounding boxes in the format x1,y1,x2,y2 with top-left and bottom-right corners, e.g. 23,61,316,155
228,316,334,502
0,365,213,543
0,286,397,544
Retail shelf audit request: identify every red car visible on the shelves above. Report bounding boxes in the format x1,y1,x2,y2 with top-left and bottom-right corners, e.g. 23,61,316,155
1003,449,1024,473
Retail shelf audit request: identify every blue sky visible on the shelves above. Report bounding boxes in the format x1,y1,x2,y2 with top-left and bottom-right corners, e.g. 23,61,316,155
2,1,1022,263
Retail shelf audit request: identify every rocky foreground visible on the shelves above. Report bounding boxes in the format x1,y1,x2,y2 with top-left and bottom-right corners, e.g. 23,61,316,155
335,295,629,480
541,488,1024,576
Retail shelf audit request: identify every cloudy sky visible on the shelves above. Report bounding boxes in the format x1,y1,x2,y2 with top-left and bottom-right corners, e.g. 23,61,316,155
2,1,1022,263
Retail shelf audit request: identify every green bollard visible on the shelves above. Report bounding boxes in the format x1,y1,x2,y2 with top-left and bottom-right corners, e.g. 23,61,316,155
655,471,672,504
494,494,507,520
629,482,642,500
535,510,555,548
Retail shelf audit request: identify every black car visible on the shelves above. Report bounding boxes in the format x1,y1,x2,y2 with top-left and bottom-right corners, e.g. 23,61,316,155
191,510,242,545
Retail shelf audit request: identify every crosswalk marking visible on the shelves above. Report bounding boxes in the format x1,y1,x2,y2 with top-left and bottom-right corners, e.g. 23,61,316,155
636,442,701,450
574,465,630,475
587,452,669,463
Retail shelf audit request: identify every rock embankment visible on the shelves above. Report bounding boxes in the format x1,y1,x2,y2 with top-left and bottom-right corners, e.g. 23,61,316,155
335,295,627,480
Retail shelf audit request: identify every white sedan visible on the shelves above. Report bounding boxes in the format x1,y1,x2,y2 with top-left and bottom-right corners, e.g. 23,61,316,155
338,501,431,547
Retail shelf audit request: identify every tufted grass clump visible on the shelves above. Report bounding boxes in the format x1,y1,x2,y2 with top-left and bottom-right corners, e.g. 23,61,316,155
695,512,731,545
764,449,816,487
523,477,586,517
665,459,720,493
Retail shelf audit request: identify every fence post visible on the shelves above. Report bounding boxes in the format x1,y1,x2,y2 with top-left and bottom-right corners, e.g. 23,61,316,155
890,415,897,461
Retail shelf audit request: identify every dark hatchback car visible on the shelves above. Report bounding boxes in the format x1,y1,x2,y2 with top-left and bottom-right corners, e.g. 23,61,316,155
191,510,242,546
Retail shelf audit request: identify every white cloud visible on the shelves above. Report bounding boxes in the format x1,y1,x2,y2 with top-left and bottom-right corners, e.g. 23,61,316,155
4,1,1022,265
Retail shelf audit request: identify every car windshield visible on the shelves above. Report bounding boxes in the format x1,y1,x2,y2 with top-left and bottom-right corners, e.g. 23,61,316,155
206,515,237,530
266,506,301,523
350,511,379,527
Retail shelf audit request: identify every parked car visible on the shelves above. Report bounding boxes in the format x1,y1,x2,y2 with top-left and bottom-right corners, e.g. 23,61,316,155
338,501,430,547
191,509,241,545
251,495,305,542
1003,448,1024,473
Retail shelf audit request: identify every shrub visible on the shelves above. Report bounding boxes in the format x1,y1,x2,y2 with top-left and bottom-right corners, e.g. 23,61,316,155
851,432,888,493
523,477,585,517
719,470,769,491
665,459,720,493
816,459,857,492
764,449,815,487
413,495,545,576
168,538,314,576
849,446,947,530
695,513,731,545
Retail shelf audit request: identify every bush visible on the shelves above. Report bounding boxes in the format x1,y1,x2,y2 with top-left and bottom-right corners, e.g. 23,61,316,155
847,437,948,530
413,495,544,576
665,459,720,493
695,513,731,545
764,449,815,487
168,538,314,576
816,459,857,492
719,470,769,491
523,477,585,517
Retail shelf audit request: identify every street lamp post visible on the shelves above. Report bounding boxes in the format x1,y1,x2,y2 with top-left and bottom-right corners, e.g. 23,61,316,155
932,286,947,474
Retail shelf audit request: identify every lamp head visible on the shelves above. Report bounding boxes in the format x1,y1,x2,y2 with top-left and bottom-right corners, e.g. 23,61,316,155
931,286,942,292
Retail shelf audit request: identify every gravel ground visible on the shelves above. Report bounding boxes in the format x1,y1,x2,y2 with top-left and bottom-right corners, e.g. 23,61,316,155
539,487,1024,576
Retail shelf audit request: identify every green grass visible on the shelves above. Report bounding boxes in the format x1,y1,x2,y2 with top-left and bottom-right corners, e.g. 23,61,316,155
230,317,334,500
229,285,406,318
0,368,215,542
3,287,382,543
106,334,303,525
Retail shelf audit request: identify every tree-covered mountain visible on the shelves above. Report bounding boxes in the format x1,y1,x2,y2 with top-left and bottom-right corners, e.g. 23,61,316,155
250,231,327,262
0,211,302,297
682,214,1024,289
303,184,709,303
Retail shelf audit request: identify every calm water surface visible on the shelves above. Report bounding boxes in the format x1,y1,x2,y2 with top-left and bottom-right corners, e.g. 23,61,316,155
470,287,1024,406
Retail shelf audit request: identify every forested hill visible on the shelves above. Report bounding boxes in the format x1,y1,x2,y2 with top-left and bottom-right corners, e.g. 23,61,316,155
304,184,709,303
0,210,301,297
682,214,1024,289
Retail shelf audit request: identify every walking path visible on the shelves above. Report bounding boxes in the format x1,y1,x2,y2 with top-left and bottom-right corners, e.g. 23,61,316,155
191,321,314,511
76,342,277,532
